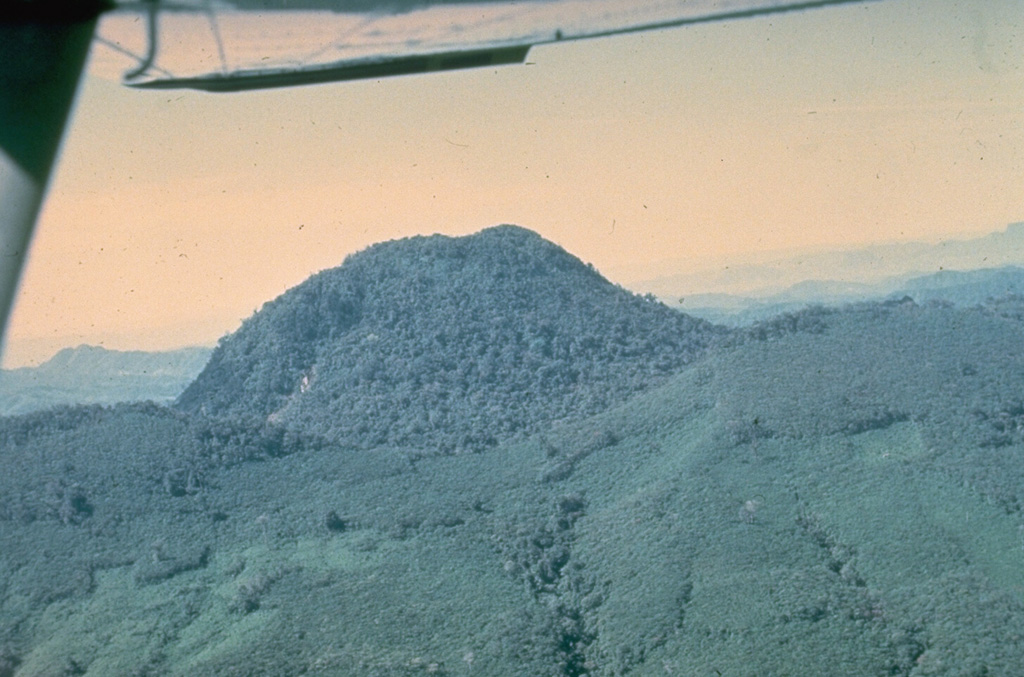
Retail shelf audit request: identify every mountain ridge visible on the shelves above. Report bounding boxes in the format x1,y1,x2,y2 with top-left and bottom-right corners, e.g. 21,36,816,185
632,221,1024,299
675,264,1024,325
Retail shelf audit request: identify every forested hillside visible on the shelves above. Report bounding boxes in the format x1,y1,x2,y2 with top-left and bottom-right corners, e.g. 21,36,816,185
178,225,723,453
3,228,1024,675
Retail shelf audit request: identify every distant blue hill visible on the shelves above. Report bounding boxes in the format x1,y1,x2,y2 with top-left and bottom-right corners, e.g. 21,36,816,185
0,344,212,416
898,266,1024,304
638,221,1024,301
674,265,1024,325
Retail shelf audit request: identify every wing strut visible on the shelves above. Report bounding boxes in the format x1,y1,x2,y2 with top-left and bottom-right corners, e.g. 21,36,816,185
0,10,101,357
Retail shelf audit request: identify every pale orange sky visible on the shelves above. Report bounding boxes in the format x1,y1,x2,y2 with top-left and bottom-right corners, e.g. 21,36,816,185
4,0,1023,366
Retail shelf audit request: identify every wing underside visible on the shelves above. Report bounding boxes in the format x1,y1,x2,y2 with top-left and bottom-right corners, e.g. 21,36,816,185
96,0,881,91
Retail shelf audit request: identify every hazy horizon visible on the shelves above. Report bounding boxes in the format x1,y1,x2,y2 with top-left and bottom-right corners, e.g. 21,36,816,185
4,0,1022,366
6,220,1024,368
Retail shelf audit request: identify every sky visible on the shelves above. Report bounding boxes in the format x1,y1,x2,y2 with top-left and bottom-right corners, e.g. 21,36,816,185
4,0,1023,367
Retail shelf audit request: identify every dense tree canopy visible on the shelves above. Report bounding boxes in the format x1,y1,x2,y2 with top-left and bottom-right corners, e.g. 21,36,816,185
178,225,724,452
5,229,1024,675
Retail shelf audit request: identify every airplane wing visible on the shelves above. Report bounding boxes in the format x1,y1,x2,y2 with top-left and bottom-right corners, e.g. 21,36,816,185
94,0,884,91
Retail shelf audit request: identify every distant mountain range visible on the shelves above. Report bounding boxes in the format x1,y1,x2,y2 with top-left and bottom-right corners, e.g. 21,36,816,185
633,221,1024,299
675,264,1024,325
0,345,211,416
3,226,1024,675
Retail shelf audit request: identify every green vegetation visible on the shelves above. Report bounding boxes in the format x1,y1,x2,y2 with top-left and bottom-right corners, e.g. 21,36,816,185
178,225,724,454
3,227,1024,675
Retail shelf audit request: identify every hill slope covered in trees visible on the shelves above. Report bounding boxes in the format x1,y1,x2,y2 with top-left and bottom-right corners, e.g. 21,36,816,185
3,229,1024,675
178,225,723,452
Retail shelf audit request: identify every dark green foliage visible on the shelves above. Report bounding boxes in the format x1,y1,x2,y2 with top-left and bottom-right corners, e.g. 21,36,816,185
540,427,621,483
0,402,315,529
0,647,20,677
322,510,347,532
978,294,1024,327
733,303,835,343
178,225,724,453
134,544,211,585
